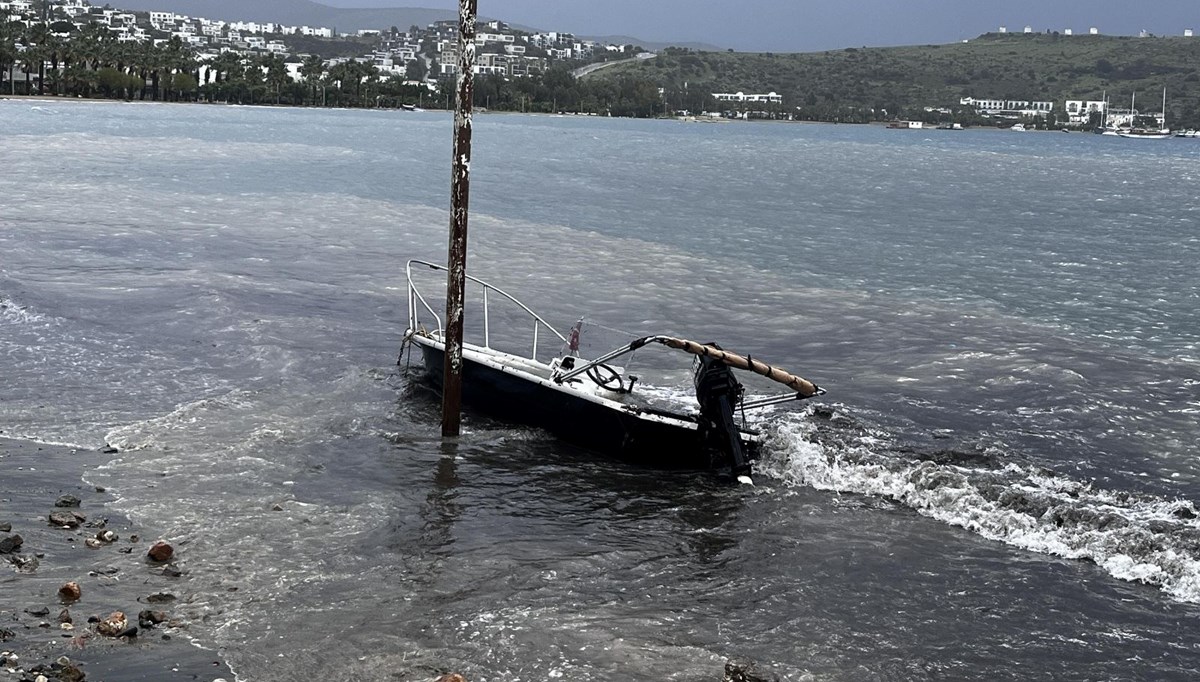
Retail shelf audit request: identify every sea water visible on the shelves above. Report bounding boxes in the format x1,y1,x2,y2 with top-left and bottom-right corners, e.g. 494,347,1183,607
2,100,1200,680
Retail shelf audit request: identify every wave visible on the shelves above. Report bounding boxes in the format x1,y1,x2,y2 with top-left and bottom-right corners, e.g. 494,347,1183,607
0,294,47,325
758,406,1200,604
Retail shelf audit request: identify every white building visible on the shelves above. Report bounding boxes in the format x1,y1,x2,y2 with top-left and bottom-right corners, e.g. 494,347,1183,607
713,91,783,104
960,96,1053,117
1063,100,1108,124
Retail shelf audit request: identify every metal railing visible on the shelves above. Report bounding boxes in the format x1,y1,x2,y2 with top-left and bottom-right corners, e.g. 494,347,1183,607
405,259,568,362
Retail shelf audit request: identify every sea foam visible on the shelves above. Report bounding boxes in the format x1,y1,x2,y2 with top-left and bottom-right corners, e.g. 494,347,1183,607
758,406,1200,604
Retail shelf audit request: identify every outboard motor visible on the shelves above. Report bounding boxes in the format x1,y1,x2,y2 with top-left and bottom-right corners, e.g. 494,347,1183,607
692,344,751,476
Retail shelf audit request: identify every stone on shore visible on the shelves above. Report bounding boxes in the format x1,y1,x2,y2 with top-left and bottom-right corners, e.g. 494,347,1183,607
54,495,82,508
57,582,82,603
96,612,127,637
0,533,22,553
137,609,167,628
48,511,85,528
147,541,173,562
434,675,467,682
724,661,778,682
0,521,11,532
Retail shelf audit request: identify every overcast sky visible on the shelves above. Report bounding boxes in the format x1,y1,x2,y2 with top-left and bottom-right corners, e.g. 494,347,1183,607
318,0,1200,51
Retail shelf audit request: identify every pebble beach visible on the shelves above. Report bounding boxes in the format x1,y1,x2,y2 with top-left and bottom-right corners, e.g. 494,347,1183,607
1,437,234,682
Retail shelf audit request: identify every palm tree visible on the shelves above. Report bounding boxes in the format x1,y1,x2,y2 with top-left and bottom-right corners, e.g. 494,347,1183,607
356,61,379,107
262,53,289,104
299,53,324,105
0,17,18,95
157,36,193,101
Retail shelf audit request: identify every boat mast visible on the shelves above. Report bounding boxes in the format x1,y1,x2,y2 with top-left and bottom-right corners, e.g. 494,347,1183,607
442,0,477,437
1162,86,1167,131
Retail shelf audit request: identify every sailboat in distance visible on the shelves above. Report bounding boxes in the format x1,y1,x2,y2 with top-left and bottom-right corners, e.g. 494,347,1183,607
1118,88,1172,139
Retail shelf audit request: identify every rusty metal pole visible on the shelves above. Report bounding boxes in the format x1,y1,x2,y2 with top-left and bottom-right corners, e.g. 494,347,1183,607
442,0,476,437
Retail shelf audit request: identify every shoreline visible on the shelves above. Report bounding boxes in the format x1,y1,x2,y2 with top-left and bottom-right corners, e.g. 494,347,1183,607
1,436,234,682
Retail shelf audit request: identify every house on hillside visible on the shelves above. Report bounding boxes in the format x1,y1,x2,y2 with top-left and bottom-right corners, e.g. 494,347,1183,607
960,97,1053,118
1064,100,1107,125
713,91,783,104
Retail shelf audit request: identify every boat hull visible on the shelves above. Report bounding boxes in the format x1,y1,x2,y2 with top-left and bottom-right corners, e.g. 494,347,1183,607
411,340,760,471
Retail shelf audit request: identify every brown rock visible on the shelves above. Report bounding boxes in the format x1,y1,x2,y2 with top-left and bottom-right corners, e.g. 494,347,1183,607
58,662,86,682
58,581,82,602
147,541,173,562
0,533,22,553
96,611,127,637
434,675,467,682
137,609,167,626
48,511,83,528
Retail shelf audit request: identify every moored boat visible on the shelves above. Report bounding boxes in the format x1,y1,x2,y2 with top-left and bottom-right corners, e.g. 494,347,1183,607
400,260,824,478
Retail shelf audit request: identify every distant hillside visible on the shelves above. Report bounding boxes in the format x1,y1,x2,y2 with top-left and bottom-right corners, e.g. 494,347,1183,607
581,35,724,52
115,0,459,33
589,33,1200,127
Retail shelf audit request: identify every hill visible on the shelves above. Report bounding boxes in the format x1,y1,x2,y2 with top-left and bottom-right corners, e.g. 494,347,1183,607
587,33,1200,127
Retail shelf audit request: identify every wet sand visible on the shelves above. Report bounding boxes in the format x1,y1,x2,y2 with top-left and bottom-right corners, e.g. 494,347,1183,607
1,437,234,681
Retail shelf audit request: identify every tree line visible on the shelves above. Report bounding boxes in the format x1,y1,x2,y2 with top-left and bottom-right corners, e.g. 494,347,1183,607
0,17,675,115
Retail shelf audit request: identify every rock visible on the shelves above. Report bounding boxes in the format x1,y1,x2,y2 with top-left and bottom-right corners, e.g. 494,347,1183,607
725,661,778,682
48,511,84,528
0,533,23,554
147,541,173,562
161,564,184,578
58,582,82,603
144,592,176,604
95,612,127,637
57,662,86,682
94,486,106,493
137,610,167,627
118,547,133,554
100,445,118,454
25,606,50,617
55,495,82,508
59,609,73,624
129,534,139,543
271,503,284,511
434,675,467,682
84,538,102,549
0,626,15,641
115,626,138,638
97,530,117,543
6,553,38,572
0,521,11,532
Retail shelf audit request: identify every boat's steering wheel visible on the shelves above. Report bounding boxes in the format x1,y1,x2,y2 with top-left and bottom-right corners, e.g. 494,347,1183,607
586,363,625,392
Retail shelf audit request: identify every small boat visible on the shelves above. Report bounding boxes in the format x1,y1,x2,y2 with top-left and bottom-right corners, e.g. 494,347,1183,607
1010,123,1027,132
400,260,824,478
1117,129,1172,140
